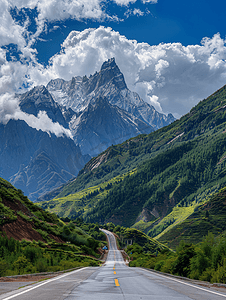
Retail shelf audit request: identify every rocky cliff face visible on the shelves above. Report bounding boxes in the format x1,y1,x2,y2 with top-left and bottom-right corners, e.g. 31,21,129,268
46,58,175,156
18,85,69,127
70,97,153,155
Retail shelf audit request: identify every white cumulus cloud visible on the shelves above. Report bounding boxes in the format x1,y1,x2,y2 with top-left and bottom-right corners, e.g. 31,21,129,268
0,0,26,48
0,93,72,138
1,1,226,119
6,0,154,23
0,0,157,95
44,27,226,117
7,0,104,21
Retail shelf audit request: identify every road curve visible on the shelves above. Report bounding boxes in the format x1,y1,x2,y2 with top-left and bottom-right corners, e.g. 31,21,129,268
1,230,226,299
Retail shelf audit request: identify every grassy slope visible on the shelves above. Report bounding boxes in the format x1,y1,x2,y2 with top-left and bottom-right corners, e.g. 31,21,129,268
122,228,168,252
39,171,136,219
0,177,60,229
147,185,220,239
158,187,226,249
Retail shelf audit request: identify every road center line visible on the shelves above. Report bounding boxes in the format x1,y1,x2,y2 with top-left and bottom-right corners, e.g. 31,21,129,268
114,279,120,287
1,267,88,300
141,268,226,298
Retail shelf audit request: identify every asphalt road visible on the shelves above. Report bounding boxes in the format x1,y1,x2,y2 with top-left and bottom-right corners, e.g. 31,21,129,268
1,229,226,299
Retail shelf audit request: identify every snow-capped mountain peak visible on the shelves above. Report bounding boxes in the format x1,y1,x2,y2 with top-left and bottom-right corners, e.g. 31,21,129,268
46,57,175,129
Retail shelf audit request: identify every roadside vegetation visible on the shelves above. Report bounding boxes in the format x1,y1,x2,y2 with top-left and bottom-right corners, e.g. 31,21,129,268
126,232,226,284
0,235,100,277
0,217,106,277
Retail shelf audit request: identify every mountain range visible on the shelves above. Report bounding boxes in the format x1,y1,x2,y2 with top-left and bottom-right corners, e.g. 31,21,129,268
0,58,174,200
37,83,226,248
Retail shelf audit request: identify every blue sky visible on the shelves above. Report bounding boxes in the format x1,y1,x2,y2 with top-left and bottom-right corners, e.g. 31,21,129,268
1,0,226,118
34,0,226,64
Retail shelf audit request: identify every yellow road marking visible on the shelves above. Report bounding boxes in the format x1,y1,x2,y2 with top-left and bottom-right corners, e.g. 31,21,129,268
114,271,116,274
115,279,120,287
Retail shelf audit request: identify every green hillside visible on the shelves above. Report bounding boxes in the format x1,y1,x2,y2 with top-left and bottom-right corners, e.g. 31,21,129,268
38,84,226,238
0,177,105,276
39,172,135,220
38,84,226,200
157,186,226,249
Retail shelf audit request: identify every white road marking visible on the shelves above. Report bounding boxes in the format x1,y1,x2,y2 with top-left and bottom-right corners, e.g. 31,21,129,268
142,268,226,298
1,267,88,300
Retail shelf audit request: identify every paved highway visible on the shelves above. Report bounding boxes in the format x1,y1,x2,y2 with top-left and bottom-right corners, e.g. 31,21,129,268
1,229,226,299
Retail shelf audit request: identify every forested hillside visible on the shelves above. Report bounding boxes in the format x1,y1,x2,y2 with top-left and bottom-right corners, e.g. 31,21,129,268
38,84,226,242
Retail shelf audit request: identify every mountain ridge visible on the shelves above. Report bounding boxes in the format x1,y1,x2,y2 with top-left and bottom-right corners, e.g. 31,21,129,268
18,85,69,128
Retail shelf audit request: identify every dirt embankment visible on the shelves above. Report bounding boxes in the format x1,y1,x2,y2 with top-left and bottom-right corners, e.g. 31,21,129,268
1,198,64,243
2,215,45,242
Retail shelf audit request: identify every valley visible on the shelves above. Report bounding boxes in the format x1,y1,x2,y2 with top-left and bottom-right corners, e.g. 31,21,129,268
3,0,226,297
2,59,226,290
